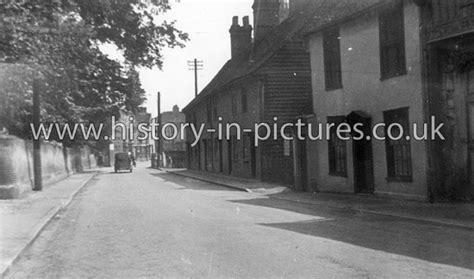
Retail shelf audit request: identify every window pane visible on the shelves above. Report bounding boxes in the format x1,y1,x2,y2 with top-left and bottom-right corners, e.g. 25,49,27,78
379,0,406,79
384,107,412,180
327,116,347,175
323,28,342,90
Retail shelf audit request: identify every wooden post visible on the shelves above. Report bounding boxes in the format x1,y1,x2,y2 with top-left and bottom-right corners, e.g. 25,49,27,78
157,92,162,168
32,77,42,191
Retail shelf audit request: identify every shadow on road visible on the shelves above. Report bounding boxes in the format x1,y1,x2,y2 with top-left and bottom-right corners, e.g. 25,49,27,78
101,171,134,175
149,172,238,192
230,197,474,271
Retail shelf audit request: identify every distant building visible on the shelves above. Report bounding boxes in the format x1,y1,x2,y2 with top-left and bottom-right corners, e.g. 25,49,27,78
133,107,154,161
106,109,135,166
159,105,186,168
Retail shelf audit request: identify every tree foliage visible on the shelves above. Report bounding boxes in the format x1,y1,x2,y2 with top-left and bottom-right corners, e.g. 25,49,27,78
0,0,188,145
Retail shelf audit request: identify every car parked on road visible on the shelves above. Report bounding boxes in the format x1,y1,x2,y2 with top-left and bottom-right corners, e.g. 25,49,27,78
114,153,133,173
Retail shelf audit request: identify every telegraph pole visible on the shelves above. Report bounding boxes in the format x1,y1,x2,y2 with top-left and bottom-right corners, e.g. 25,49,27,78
156,91,161,168
187,59,203,97
32,77,42,191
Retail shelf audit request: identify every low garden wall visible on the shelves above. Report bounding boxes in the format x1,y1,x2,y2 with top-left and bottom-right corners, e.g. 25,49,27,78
0,134,96,199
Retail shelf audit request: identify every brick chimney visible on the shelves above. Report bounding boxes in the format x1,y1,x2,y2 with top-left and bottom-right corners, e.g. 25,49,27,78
172,105,180,113
253,0,280,42
229,16,253,60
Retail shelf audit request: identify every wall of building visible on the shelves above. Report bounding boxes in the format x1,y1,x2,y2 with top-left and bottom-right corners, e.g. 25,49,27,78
0,134,96,199
307,2,428,200
161,109,186,152
133,108,154,161
259,40,313,186
221,80,262,179
160,106,187,168
187,78,263,179
186,40,311,187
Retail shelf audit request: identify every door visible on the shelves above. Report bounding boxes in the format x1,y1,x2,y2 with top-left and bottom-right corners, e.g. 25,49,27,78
197,142,201,170
293,130,308,191
467,66,474,198
353,137,374,194
204,140,208,171
250,133,257,178
227,139,232,175
293,137,308,191
347,112,375,194
219,140,223,173
209,139,214,171
299,139,308,190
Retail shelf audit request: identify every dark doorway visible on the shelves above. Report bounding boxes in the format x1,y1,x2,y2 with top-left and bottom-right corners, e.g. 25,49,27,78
204,140,208,171
347,111,374,194
209,139,214,171
219,140,223,173
227,139,232,175
197,142,201,170
293,127,308,191
466,65,474,198
186,143,191,169
250,134,257,178
299,139,308,191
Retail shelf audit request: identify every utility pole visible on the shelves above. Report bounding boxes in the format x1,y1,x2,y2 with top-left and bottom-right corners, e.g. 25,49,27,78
187,59,203,97
32,77,42,191
156,91,161,168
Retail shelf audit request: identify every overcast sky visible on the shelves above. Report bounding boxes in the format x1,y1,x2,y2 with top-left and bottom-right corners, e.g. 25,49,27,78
139,0,254,116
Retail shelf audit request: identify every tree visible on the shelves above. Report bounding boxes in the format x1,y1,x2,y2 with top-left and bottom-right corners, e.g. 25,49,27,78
76,0,188,69
0,0,188,145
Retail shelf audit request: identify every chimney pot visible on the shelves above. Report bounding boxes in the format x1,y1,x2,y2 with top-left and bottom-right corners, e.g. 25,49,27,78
229,16,253,60
232,16,239,26
243,16,250,26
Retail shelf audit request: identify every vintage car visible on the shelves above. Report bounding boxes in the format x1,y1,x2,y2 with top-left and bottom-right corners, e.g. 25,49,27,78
114,153,133,173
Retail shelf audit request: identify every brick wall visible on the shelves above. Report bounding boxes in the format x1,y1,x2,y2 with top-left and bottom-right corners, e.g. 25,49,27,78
0,134,96,199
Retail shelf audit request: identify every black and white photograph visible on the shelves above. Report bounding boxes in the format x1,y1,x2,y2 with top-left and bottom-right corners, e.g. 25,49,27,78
1,0,473,278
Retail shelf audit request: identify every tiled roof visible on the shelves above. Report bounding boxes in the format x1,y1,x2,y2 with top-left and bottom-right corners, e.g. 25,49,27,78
300,0,381,35
183,0,382,112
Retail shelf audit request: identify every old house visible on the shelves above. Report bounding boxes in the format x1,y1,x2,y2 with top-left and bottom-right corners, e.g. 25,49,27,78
303,0,473,201
133,107,154,161
160,105,187,168
183,0,313,186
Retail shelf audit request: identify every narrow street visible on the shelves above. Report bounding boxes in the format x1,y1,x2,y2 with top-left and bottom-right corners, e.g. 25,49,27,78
6,163,474,278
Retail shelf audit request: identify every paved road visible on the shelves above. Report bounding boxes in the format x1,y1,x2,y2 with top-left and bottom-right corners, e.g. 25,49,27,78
6,164,474,278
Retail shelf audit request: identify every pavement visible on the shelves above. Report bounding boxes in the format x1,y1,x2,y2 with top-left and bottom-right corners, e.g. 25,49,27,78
163,168,290,194
0,171,97,278
163,168,474,230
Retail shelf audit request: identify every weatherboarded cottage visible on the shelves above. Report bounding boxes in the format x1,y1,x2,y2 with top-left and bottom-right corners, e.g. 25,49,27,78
183,0,313,187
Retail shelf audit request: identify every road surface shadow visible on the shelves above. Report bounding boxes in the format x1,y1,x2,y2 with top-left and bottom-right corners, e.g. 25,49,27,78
102,172,134,175
231,197,474,270
149,172,238,192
